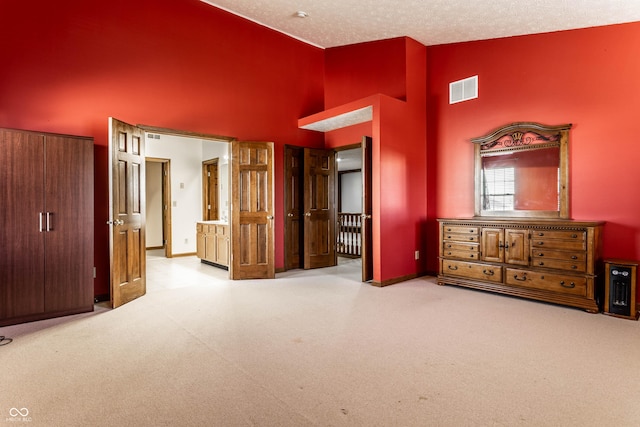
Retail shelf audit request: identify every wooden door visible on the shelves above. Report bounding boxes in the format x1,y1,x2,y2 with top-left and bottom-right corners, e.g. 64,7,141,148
361,137,373,282
161,161,172,257
109,118,146,308
304,148,336,269
203,160,219,221
44,135,94,312
284,146,303,270
505,228,529,266
230,141,274,279
0,129,45,319
481,228,504,263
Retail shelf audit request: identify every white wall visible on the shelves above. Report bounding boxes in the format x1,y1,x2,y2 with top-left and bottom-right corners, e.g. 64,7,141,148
146,133,229,255
341,171,362,213
145,161,163,247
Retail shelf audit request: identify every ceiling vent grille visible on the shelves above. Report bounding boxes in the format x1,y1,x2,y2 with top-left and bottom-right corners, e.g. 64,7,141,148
449,75,478,104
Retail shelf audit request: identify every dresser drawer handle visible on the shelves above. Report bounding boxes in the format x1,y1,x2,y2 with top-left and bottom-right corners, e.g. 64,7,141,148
571,255,578,260
469,254,475,258
538,253,544,256
560,281,576,288
538,232,544,236
571,265,577,269
483,269,494,276
446,244,452,248
513,274,527,281
571,234,578,238
537,242,544,245
448,265,458,271
538,262,544,266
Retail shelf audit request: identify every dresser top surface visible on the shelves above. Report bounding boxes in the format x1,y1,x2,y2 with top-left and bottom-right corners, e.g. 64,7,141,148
438,218,604,227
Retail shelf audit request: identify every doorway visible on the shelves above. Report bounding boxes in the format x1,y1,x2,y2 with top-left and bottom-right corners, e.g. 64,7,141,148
202,159,219,221
284,137,373,282
145,158,171,258
143,130,231,260
109,119,277,308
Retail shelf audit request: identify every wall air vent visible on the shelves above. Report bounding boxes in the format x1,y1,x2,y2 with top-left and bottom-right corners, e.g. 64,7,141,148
449,75,478,104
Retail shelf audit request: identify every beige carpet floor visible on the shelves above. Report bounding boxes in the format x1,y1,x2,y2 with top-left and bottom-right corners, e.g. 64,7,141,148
1,254,640,426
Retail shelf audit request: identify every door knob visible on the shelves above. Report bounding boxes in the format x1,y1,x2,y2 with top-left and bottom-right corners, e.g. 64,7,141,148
305,212,311,217
266,215,274,220
361,214,372,219
287,213,294,217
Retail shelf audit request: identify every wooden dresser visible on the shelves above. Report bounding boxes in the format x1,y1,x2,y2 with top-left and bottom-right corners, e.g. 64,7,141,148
438,218,604,312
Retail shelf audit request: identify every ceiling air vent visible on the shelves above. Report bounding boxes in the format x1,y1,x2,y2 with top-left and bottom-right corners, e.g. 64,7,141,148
449,75,478,104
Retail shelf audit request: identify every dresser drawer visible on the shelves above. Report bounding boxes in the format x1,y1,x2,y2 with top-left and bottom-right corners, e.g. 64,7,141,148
505,268,587,296
532,249,585,262
442,259,502,283
443,250,480,260
443,233,479,242
442,225,479,236
443,241,479,252
531,258,586,273
530,230,585,241
530,239,585,251
530,229,586,251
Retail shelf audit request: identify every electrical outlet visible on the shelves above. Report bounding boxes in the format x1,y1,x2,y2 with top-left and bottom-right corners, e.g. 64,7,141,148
184,238,188,244
415,250,420,260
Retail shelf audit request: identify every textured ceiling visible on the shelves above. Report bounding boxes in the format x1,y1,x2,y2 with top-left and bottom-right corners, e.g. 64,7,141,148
201,0,640,48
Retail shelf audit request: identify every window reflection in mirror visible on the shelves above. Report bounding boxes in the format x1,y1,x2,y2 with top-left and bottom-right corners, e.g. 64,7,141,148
481,147,559,211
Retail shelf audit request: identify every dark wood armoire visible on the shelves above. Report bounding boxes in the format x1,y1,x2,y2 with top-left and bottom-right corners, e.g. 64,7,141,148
0,128,94,326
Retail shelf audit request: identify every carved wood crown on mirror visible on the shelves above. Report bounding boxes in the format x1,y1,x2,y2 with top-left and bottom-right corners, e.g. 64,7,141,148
471,122,571,219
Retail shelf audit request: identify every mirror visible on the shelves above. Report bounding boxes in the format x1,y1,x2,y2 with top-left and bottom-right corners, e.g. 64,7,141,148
472,122,571,219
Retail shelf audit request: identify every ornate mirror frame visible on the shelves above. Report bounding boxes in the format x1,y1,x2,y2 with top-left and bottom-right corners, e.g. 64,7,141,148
471,122,571,219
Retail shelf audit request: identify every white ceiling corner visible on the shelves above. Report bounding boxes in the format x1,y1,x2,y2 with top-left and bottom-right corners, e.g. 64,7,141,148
200,0,640,48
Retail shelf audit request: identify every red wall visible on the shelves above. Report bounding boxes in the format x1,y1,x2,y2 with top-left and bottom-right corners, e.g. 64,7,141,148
0,0,325,296
324,38,428,283
427,23,640,281
324,38,408,108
